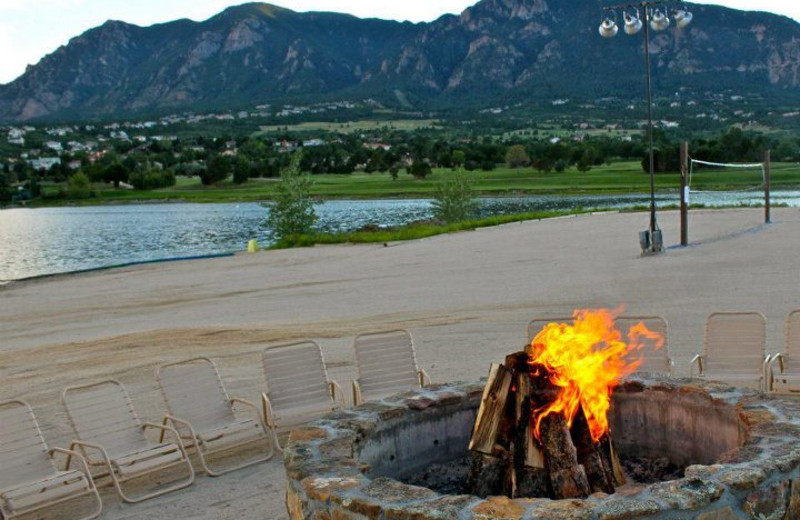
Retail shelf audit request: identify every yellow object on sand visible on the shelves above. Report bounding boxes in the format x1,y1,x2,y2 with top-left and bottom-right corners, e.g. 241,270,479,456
247,239,259,253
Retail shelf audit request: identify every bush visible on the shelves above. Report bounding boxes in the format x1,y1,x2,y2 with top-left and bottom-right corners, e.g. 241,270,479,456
200,155,231,185
68,171,92,199
266,151,317,241
129,170,176,190
432,169,477,224
409,160,432,179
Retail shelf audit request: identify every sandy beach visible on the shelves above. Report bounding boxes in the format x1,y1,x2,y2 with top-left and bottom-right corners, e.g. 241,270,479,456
1,207,798,519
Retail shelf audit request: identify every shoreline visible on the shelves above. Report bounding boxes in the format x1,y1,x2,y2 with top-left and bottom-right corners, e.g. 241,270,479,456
6,183,799,209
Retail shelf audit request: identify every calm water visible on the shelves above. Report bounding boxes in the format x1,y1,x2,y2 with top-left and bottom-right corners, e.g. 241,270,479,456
1,191,797,281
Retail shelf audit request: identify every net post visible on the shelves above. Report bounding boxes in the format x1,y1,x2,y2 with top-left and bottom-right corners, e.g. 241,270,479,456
764,149,771,224
680,142,688,246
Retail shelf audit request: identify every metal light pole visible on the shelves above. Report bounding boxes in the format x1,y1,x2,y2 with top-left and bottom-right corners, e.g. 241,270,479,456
599,1,692,254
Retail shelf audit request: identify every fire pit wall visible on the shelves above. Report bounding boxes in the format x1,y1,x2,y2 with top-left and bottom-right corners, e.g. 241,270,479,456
285,375,800,520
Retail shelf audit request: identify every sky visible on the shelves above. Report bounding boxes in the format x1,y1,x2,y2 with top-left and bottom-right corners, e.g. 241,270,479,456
1,0,799,85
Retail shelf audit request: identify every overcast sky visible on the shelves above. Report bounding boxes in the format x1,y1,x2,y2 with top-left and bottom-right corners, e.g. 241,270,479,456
1,0,799,85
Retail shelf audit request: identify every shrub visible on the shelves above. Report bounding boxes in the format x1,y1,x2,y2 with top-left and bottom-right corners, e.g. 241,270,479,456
266,151,317,241
68,171,92,199
432,169,477,224
129,170,176,190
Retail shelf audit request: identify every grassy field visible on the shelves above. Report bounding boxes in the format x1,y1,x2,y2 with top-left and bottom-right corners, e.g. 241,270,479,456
32,161,800,205
256,119,440,135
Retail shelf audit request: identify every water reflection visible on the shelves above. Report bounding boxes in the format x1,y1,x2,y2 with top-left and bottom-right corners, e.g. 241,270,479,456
1,190,797,281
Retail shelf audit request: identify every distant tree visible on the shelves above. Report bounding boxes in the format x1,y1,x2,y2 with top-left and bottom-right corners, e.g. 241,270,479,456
266,151,316,241
432,169,477,224
103,162,129,188
200,155,231,185
452,150,466,168
505,145,530,171
409,160,432,179
554,159,568,173
68,171,91,199
233,155,251,184
0,171,11,203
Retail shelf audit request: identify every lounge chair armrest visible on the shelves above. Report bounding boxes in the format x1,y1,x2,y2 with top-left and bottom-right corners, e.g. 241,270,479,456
418,369,431,387
231,397,260,415
329,380,345,407
690,355,703,376
143,422,182,444
261,393,276,427
49,446,93,476
773,353,785,373
160,414,198,443
352,380,362,406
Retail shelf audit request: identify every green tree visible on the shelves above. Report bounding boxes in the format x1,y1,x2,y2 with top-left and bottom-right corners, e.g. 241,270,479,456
0,171,11,203
409,160,432,179
505,144,530,171
432,169,477,224
68,171,91,199
200,155,231,185
103,162,129,188
266,151,316,241
452,150,466,168
233,155,251,184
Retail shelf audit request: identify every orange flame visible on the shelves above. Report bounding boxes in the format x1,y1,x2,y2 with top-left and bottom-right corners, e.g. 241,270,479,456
528,308,663,443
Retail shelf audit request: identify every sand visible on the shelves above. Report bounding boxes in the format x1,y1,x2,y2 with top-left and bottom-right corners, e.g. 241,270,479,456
1,207,797,519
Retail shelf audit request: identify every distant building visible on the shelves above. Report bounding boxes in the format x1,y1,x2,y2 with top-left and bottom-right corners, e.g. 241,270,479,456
30,157,61,171
303,139,325,147
44,141,63,152
363,142,391,151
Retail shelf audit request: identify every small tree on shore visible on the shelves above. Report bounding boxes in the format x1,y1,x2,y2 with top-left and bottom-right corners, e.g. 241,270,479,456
266,151,316,241
432,169,477,224
68,171,92,199
506,145,530,171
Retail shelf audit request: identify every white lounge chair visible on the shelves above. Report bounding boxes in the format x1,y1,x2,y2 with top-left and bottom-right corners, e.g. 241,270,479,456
691,312,768,390
0,400,102,520
352,329,430,405
615,315,672,376
156,357,273,476
262,340,343,451
769,310,800,392
62,379,195,502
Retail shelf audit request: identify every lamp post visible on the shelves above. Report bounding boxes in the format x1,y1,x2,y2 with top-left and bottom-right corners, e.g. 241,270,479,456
599,1,693,254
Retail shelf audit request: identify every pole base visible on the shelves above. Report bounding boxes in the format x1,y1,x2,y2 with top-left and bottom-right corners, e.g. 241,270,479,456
639,229,663,255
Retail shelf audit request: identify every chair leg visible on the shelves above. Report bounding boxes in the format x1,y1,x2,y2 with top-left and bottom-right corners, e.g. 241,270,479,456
193,435,274,477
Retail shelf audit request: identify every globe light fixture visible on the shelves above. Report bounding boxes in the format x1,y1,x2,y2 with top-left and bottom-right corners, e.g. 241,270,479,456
599,17,619,38
624,10,643,35
650,8,670,30
673,9,693,28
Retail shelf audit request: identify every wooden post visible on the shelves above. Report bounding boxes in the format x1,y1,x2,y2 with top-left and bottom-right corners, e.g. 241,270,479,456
680,141,689,246
764,149,771,224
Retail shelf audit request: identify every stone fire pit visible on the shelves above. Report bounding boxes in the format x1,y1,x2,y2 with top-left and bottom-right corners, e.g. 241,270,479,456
284,375,800,519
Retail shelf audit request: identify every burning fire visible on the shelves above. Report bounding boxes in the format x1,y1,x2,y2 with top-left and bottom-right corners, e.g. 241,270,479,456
528,308,664,443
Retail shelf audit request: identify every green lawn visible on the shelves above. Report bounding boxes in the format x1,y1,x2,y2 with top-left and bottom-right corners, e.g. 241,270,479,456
35,161,800,205
256,119,440,135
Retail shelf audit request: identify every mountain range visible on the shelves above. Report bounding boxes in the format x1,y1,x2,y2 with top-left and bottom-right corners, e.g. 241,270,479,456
1,0,799,122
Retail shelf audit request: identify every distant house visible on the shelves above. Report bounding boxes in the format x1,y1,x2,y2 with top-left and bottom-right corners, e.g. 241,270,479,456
8,137,24,146
303,139,325,147
67,160,82,170
30,157,61,171
363,142,391,151
45,141,63,152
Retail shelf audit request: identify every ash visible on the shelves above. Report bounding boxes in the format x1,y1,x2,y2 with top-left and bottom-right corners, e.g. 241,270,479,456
401,456,472,494
401,453,683,495
619,454,684,484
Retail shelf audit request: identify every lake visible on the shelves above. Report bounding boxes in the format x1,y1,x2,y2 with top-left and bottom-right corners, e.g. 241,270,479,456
1,190,796,281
